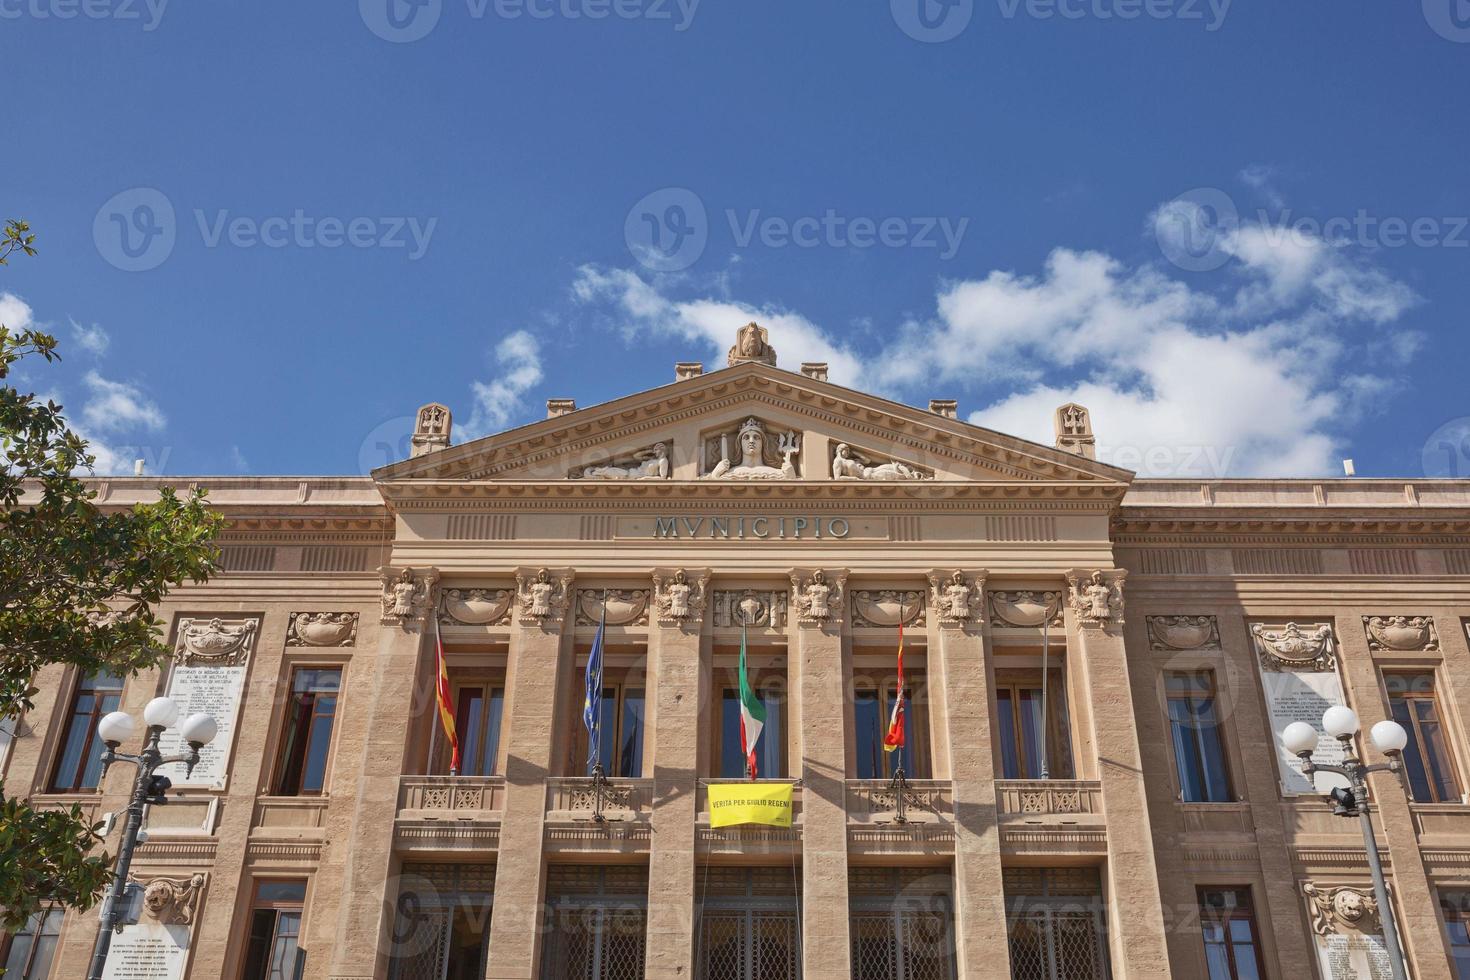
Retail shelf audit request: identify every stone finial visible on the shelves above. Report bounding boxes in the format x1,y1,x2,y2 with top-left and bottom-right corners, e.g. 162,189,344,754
727,322,777,367
410,402,452,457
929,399,958,419
801,362,829,381
675,362,704,381
1054,402,1095,459
547,399,577,419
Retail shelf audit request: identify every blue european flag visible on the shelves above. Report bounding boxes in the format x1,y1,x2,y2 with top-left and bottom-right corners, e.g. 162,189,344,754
583,592,606,775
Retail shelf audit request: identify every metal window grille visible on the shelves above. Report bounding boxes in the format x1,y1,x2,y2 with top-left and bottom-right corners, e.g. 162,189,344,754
848,869,957,980
1003,868,1110,980
697,868,801,980
389,864,495,980
542,866,649,980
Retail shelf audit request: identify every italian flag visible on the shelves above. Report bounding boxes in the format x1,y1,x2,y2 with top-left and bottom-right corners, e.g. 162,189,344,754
738,625,766,781
883,623,906,755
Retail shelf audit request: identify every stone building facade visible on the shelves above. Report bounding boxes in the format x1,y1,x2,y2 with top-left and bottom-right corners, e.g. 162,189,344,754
6,324,1470,980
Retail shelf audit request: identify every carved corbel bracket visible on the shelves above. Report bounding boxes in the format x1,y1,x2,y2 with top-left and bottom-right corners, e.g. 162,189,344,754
379,566,440,628
1064,568,1126,629
925,570,985,629
790,568,849,625
514,566,575,628
652,567,711,628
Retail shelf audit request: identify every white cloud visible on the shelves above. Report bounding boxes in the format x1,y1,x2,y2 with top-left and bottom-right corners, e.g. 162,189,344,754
0,292,34,332
69,319,111,356
571,198,1421,478
461,330,544,439
80,371,166,434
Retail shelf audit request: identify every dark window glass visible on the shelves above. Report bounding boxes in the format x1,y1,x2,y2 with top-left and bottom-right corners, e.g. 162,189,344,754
854,683,922,779
1440,890,1470,979
241,881,306,980
453,685,505,777
1167,672,1233,803
274,668,341,796
720,687,783,779
1387,673,1461,803
49,670,125,792
584,686,644,778
1199,887,1264,980
996,672,1073,780
2,908,64,979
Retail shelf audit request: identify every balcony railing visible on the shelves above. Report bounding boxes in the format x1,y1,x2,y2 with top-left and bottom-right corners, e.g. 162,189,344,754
846,779,953,824
996,779,1103,818
397,775,506,817
545,777,653,819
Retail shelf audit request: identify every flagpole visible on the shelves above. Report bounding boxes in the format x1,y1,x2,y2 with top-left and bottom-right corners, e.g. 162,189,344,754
1039,614,1050,781
588,589,609,821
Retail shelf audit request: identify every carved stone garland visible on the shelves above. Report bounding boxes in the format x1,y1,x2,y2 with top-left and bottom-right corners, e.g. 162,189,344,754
286,612,358,647
175,617,258,667
851,589,925,629
439,588,514,626
1363,615,1439,652
1252,622,1336,672
987,590,1062,630
1146,615,1221,651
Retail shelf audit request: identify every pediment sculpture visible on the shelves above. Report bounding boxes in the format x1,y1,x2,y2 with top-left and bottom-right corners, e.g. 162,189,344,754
831,443,931,482
380,567,439,627
517,567,572,624
1066,570,1125,627
928,571,981,627
704,417,800,480
1252,622,1335,672
653,567,710,625
575,442,671,480
1363,615,1438,652
792,569,846,624
1304,882,1380,937
176,617,258,667
727,321,777,367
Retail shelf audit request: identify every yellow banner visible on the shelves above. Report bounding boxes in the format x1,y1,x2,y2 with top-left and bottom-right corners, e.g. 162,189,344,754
708,782,794,829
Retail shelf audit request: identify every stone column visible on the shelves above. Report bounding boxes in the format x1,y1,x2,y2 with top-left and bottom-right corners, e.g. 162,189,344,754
790,567,852,980
1064,569,1171,979
484,567,575,980
329,568,438,980
927,570,1011,980
642,568,710,979
1336,618,1454,980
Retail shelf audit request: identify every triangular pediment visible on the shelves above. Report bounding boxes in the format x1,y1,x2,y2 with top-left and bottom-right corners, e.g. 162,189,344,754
374,361,1132,491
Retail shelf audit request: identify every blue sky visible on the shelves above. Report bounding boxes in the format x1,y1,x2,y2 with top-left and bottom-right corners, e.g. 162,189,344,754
3,0,1468,479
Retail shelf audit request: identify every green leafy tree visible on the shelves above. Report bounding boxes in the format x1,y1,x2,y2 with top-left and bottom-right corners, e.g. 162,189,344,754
0,221,222,930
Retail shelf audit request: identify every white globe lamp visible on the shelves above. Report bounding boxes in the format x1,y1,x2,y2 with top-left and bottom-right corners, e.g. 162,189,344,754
1323,705,1360,740
142,696,180,728
1370,719,1409,755
1282,721,1319,756
97,711,136,746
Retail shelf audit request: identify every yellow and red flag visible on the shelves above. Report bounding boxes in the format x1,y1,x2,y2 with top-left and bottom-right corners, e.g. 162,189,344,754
883,622,906,754
434,618,459,774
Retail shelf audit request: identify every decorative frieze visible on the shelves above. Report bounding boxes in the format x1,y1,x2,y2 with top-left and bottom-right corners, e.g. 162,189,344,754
790,568,847,624
1146,615,1221,651
439,588,514,626
286,612,358,647
712,589,788,629
851,590,925,629
379,566,438,628
515,567,573,626
1362,615,1438,652
575,589,650,627
652,567,710,626
573,442,671,480
1065,569,1126,628
988,589,1063,629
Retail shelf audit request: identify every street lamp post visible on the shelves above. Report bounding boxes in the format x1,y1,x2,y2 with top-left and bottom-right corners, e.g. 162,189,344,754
1282,706,1412,980
86,696,217,980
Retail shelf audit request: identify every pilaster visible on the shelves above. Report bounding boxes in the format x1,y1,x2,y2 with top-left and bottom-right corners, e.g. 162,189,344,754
643,568,710,979
484,566,575,980
927,569,1011,980
790,566,851,980
1065,568,1171,978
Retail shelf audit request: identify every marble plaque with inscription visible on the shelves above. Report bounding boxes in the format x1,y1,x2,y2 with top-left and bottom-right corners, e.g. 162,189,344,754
155,661,248,789
1315,932,1393,980
101,921,190,980
1260,668,1351,795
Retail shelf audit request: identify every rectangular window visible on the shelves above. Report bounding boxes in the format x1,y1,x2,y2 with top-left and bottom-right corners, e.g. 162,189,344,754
996,669,1073,780
1,908,64,979
49,670,125,792
241,880,306,980
1198,887,1265,980
1003,868,1110,980
580,685,645,778
1440,890,1470,979
851,868,957,980
452,683,505,777
273,668,341,796
1387,673,1461,803
720,686,785,779
541,866,647,980
1167,671,1234,803
853,675,925,779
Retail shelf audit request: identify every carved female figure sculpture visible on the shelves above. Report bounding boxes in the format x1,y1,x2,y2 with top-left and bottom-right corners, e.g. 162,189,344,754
831,443,924,481
707,418,800,480
582,442,670,480
389,568,419,619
